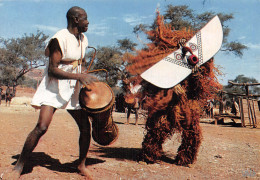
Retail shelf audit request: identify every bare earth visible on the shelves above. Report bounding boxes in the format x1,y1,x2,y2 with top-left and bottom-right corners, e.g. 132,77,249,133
0,99,259,180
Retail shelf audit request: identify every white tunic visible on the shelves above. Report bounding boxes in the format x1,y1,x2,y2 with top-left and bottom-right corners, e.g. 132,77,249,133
31,29,88,110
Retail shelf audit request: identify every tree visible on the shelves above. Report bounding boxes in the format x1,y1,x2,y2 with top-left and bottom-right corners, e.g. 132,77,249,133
117,38,137,52
134,5,247,58
116,38,138,74
85,39,137,88
0,31,48,87
116,38,138,87
223,75,260,101
85,46,123,87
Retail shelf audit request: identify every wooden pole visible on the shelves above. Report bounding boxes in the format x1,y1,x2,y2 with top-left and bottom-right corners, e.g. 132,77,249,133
239,97,245,127
247,98,252,127
221,91,260,98
251,99,257,128
219,92,224,115
228,81,260,86
222,81,260,128
245,85,249,96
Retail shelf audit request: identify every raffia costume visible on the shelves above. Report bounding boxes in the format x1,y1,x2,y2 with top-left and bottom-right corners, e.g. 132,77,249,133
31,29,88,110
124,12,222,165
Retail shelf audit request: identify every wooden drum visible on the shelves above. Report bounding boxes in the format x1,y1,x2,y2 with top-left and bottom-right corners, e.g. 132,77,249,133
79,82,119,146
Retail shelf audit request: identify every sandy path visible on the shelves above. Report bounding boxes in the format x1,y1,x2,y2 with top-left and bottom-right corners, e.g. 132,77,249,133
0,104,259,179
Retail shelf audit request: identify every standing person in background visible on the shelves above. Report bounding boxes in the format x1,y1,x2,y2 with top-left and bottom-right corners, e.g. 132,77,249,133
5,85,12,107
231,97,239,116
2,6,97,180
126,96,140,125
206,99,214,118
123,78,142,125
0,85,3,105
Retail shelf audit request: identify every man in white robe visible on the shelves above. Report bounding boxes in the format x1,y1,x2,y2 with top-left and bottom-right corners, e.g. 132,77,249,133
5,6,96,179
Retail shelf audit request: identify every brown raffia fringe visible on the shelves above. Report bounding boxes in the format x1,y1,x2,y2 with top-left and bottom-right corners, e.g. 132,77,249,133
125,11,221,165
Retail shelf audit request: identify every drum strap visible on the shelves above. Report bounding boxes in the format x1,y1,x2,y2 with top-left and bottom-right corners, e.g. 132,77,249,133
60,59,81,69
59,34,84,71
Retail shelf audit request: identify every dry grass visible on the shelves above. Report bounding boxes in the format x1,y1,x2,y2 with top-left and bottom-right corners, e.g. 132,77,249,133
11,96,33,106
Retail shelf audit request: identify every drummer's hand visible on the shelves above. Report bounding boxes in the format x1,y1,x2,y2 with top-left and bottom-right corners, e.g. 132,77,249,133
79,74,98,90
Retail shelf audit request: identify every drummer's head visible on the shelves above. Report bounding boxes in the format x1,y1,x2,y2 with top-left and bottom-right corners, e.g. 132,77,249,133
66,6,89,33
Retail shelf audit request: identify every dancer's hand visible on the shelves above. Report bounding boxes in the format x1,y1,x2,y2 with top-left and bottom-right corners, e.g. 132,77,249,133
178,38,187,47
192,64,199,74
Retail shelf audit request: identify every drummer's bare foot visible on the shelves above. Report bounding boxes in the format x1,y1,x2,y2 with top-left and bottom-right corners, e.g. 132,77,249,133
78,165,93,180
1,168,21,180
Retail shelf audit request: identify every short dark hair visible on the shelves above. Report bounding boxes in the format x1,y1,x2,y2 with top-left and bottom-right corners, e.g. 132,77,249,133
66,6,85,22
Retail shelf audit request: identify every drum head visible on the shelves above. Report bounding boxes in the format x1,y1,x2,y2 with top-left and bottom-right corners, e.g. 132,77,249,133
80,82,113,110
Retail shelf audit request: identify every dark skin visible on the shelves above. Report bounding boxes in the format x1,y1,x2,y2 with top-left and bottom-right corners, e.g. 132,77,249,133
4,8,95,180
46,10,95,87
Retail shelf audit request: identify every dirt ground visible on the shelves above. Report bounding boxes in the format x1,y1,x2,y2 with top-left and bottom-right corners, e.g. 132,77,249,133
0,99,259,180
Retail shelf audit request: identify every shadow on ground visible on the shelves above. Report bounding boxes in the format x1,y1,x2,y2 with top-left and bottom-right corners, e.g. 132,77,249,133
11,152,105,175
90,145,140,161
89,145,177,165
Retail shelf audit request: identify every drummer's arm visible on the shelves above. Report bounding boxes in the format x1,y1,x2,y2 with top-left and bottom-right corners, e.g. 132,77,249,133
47,38,96,86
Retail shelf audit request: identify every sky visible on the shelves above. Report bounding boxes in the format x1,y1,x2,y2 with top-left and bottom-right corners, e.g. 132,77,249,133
0,0,259,85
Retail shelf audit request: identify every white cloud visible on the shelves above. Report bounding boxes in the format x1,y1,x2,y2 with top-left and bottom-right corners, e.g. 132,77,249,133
123,14,151,27
30,0,73,2
238,36,246,40
33,24,60,32
106,16,118,20
33,22,111,42
246,43,260,50
156,2,160,10
123,15,141,26
214,0,260,3
0,0,70,6
0,0,72,2
88,23,109,36
100,16,118,24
